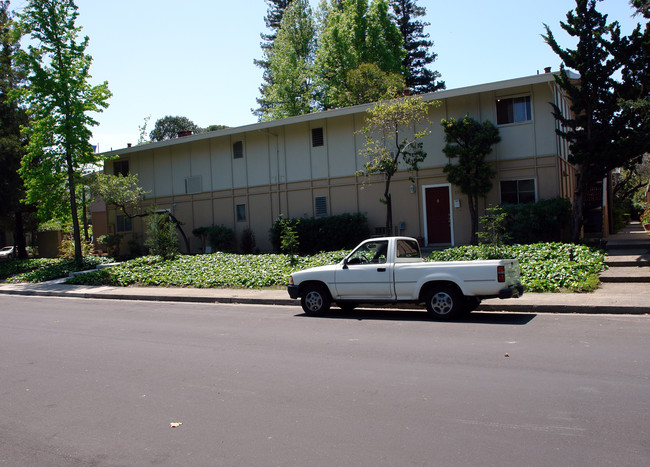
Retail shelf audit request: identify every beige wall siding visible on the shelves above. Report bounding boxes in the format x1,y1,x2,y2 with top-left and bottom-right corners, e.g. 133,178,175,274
99,76,574,254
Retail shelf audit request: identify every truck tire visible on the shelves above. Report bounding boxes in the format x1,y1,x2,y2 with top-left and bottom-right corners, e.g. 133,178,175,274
301,285,331,316
424,285,462,320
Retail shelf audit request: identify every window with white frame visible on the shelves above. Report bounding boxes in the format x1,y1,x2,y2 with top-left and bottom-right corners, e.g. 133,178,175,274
500,179,536,204
496,96,532,125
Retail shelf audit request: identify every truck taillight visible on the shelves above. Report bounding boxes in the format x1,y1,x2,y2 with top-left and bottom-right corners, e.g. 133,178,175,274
289,276,294,285
497,266,505,283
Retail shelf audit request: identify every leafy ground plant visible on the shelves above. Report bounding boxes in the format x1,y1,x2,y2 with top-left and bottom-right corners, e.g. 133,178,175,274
65,251,348,289
427,243,606,292
1,256,114,283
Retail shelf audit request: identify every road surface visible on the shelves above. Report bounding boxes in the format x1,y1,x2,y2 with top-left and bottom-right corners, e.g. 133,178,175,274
1,296,648,466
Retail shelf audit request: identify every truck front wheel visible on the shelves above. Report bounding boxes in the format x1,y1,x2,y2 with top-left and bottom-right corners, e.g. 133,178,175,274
301,285,331,316
425,286,462,320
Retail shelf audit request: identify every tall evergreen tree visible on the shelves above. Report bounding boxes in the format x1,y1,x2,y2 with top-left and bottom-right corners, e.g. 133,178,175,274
18,0,111,265
254,0,294,117
258,0,316,121
390,0,444,94
544,0,630,241
0,0,30,258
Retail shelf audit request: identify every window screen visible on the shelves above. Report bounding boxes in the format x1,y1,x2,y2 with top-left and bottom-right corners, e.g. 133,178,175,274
311,128,324,147
315,196,328,217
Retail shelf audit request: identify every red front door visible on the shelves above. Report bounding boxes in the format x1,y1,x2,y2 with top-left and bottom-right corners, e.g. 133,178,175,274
425,186,451,244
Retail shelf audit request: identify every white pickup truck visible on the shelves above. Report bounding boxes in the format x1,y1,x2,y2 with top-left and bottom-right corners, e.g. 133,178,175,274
287,236,523,320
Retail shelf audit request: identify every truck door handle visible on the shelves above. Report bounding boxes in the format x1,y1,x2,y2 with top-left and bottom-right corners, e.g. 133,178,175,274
377,268,386,272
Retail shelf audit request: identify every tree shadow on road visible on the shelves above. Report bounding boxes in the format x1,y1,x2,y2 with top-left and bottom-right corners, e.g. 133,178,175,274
296,308,536,325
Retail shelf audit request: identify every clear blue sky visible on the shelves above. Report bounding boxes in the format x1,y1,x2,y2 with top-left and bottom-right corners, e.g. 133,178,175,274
12,0,643,152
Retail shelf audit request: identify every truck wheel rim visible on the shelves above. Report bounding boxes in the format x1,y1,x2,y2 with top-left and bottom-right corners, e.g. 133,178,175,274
431,292,453,315
305,291,323,311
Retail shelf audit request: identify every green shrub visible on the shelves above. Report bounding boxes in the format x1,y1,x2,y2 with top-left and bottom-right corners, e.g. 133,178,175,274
2,256,113,283
145,213,178,260
240,228,256,254
269,213,370,254
207,225,235,252
501,197,571,244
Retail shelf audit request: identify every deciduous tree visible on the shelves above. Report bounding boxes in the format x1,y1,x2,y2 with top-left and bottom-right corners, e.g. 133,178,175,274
18,0,111,265
149,115,199,141
315,0,404,109
357,96,438,235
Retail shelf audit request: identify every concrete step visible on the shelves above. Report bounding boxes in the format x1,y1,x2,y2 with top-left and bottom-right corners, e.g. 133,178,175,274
600,266,650,283
605,253,650,268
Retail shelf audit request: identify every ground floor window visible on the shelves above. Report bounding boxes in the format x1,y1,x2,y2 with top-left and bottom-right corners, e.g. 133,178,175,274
236,204,246,222
116,214,132,232
500,179,536,204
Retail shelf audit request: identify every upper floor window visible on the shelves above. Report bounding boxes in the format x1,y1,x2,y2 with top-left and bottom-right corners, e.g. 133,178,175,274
500,179,536,204
113,160,129,176
496,96,531,125
311,127,324,147
233,141,244,159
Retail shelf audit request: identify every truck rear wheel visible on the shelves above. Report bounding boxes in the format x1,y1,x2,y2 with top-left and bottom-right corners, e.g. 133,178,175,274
301,285,331,316
425,285,462,320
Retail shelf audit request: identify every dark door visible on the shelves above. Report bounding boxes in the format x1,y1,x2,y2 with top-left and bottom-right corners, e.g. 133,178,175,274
425,186,451,244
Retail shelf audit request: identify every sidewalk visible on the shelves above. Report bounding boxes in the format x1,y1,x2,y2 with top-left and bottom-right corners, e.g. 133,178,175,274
1,224,648,315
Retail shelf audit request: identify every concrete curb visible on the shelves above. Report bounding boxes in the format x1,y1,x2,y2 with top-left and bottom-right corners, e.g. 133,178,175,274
1,286,648,315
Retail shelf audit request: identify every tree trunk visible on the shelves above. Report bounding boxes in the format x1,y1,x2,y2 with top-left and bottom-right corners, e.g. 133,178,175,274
384,176,393,236
66,153,83,266
14,210,27,259
571,171,585,243
468,194,479,245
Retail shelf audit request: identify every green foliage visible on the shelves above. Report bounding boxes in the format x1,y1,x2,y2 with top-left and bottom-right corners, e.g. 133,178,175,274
340,62,405,106
1,255,112,283
145,213,178,260
390,0,444,94
427,242,606,292
240,227,256,254
90,172,147,218
149,115,199,141
18,0,112,264
641,202,650,225
97,233,122,256
358,95,438,234
500,198,572,244
269,212,370,254
278,216,299,258
314,0,404,109
207,225,235,252
478,206,511,254
65,250,349,289
257,0,316,121
442,115,500,244
58,233,94,258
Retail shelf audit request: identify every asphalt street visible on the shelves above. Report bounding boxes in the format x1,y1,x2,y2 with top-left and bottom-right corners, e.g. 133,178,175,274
1,296,648,466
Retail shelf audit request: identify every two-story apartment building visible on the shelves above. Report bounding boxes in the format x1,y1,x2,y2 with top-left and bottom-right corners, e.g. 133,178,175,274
97,71,578,254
